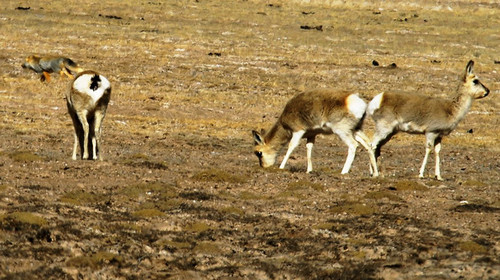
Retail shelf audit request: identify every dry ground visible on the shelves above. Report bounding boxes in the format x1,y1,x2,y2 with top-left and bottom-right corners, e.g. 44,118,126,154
0,0,499,279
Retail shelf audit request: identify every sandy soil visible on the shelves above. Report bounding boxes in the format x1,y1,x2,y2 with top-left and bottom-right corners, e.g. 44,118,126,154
0,0,499,279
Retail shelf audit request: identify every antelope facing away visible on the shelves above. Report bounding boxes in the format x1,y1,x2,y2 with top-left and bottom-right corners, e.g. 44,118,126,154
252,89,379,176
368,60,490,180
67,70,111,160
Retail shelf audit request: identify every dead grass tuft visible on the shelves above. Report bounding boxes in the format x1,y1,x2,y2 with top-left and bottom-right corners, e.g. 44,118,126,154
458,241,487,254
364,190,401,201
158,239,191,250
313,222,346,232
60,190,108,206
1,212,47,227
238,191,267,200
184,222,212,233
219,206,245,216
132,208,165,218
393,180,428,192
462,180,488,187
66,251,123,269
9,151,44,162
193,241,223,255
330,201,377,216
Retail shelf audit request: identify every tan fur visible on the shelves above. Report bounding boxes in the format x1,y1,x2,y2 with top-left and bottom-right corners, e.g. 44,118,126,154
66,70,111,160
369,60,490,180
253,89,378,175
21,55,84,82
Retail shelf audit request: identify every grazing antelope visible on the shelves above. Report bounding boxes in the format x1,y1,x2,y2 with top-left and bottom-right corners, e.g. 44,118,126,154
66,70,111,160
252,89,379,176
368,60,490,180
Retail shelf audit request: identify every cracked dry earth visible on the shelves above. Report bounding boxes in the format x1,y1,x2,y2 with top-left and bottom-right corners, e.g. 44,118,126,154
0,0,499,279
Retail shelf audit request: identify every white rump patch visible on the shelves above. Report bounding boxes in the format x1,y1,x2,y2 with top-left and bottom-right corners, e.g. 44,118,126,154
346,93,367,120
73,74,110,103
367,92,384,116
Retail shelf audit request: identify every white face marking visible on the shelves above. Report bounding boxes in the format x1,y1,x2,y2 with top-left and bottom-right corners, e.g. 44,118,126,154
466,75,489,99
73,74,110,103
346,93,367,120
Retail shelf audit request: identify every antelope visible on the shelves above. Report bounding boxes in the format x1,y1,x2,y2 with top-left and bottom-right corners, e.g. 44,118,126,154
252,89,379,176
368,60,490,180
66,70,111,160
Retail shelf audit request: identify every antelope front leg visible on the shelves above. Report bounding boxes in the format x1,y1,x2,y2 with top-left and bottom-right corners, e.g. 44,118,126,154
335,130,358,175
306,137,315,173
434,137,443,181
419,133,438,179
280,131,305,170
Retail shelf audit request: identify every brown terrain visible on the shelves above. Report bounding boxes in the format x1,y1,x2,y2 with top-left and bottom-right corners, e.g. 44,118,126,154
0,0,499,279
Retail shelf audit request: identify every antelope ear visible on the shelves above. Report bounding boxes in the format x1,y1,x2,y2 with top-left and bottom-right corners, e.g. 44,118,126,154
463,60,474,82
252,130,264,145
466,60,474,75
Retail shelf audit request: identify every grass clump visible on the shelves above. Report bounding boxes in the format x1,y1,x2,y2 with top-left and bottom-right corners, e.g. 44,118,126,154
132,208,165,218
154,198,184,211
120,153,169,170
458,241,487,254
6,212,47,227
66,251,123,268
462,180,488,187
193,241,222,254
313,222,346,232
60,190,107,206
393,180,428,191
330,202,377,216
220,206,245,216
238,191,266,200
192,169,247,184
9,151,43,162
364,190,401,201
184,222,212,233
158,240,191,250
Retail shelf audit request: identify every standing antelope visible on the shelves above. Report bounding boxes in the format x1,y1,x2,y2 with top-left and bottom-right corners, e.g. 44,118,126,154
252,89,379,176
368,60,490,180
67,70,111,160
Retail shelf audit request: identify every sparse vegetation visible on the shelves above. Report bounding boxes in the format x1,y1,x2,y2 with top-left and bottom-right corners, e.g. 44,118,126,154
0,0,498,279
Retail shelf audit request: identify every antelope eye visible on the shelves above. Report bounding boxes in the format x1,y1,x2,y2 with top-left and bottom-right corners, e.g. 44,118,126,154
255,151,263,158
473,79,479,85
